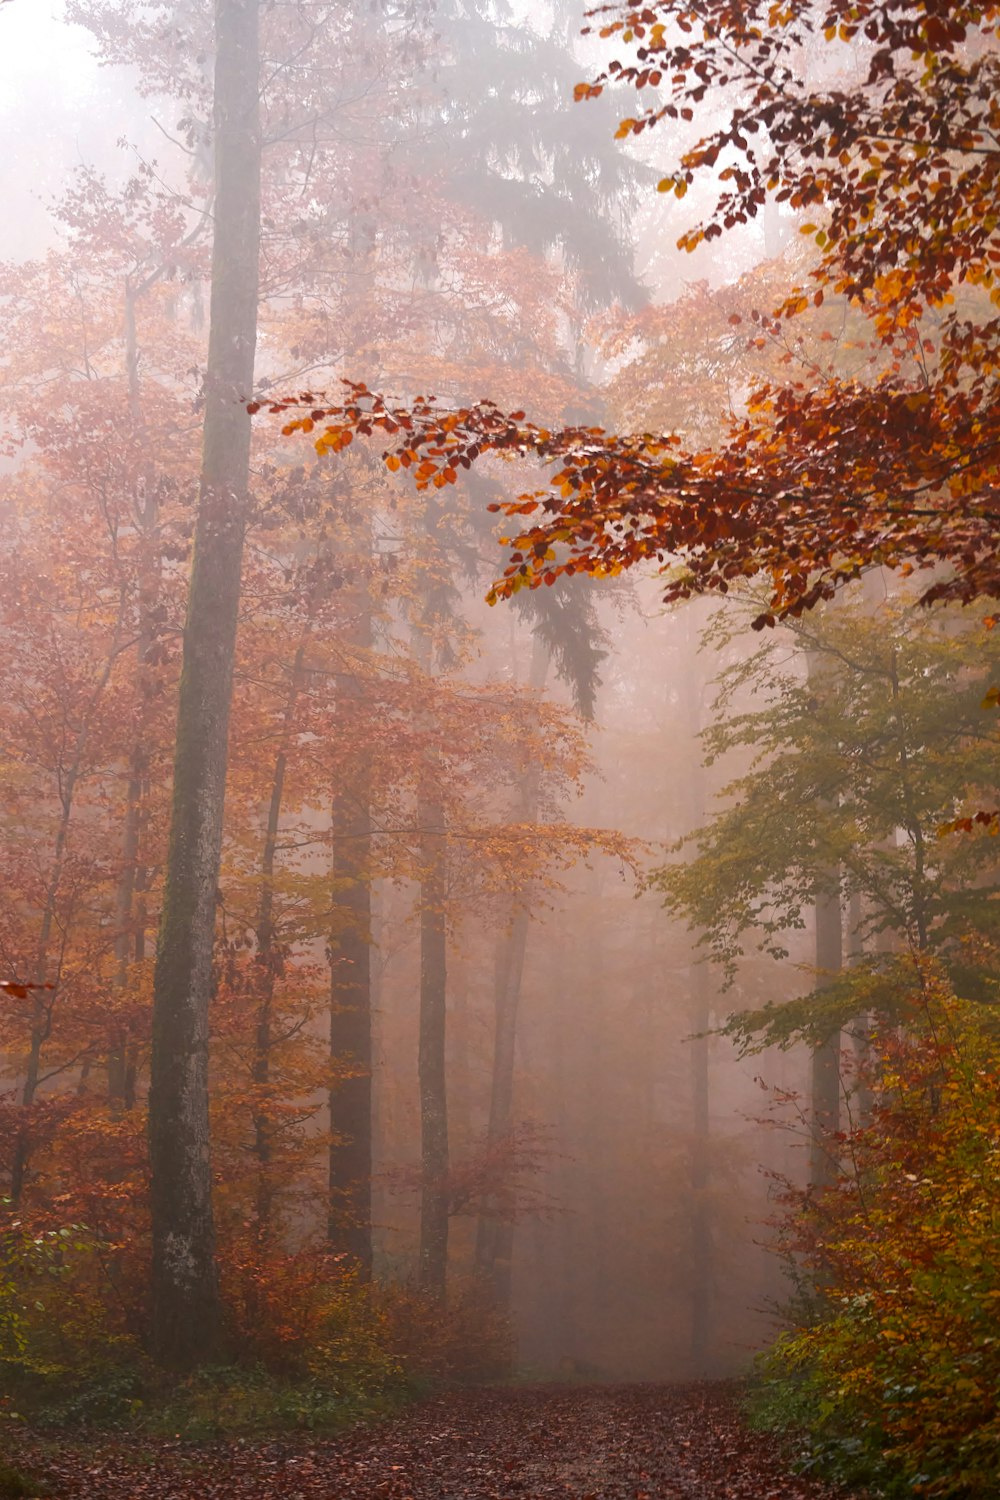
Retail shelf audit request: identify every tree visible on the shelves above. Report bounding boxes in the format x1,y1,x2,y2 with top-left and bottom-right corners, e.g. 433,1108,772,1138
268,0,1000,624
147,0,261,1368
655,594,1000,1066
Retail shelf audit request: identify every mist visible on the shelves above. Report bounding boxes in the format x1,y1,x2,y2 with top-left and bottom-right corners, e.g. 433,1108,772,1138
1,2,998,1496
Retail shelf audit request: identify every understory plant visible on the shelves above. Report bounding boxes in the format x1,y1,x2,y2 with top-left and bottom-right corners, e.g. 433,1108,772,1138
758,971,1000,1497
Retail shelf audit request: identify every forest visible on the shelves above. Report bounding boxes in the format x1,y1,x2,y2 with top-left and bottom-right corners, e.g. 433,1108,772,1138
1,0,999,1496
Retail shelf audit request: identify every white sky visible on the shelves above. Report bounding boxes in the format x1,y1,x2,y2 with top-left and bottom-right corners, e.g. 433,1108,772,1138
0,1,144,259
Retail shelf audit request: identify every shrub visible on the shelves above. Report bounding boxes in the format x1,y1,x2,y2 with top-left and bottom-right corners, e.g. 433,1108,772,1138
377,1276,513,1383
760,982,1000,1496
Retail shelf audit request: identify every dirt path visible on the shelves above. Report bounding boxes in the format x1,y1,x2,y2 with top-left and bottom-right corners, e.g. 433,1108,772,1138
19,1383,851,1498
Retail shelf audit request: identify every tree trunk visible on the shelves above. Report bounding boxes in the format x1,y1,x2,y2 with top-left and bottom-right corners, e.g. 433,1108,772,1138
804,648,844,1191
681,612,713,1370
109,282,159,1109
418,786,449,1296
474,634,548,1300
809,881,844,1188
251,636,309,1237
148,0,261,1369
689,957,711,1368
474,905,530,1303
328,779,374,1274
12,610,127,1200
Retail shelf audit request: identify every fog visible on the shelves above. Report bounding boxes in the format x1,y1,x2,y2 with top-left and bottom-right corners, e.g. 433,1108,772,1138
0,0,947,1397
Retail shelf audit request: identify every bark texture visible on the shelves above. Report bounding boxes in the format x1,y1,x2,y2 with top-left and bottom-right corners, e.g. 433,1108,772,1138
148,0,261,1368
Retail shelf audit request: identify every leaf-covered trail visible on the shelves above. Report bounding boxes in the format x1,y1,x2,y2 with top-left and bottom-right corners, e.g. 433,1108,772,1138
16,1383,853,1499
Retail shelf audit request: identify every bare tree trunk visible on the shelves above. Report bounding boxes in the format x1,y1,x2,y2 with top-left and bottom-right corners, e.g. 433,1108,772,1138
810,881,844,1188
251,637,309,1236
328,762,374,1274
474,635,547,1300
474,906,530,1302
11,606,128,1200
803,646,844,1191
148,0,261,1369
680,614,713,1370
689,958,711,1368
418,786,449,1296
109,285,159,1109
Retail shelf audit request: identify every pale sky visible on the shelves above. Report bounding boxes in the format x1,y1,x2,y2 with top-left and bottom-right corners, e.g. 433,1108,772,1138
0,1,145,259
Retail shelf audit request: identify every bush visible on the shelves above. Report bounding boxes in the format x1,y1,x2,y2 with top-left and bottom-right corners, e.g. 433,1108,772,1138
0,1204,145,1421
377,1276,513,1383
141,1363,409,1439
0,1465,49,1500
757,984,1000,1497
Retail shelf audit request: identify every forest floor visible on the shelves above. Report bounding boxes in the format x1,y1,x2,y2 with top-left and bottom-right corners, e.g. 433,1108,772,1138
6,1382,856,1499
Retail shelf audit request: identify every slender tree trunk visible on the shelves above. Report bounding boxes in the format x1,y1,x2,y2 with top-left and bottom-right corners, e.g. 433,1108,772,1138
250,636,309,1236
9,765,78,1202
109,743,144,1106
11,606,127,1200
846,889,874,1125
689,957,711,1368
810,881,844,1188
109,284,158,1108
681,613,713,1370
418,785,449,1296
148,0,261,1369
474,906,530,1302
328,614,374,1276
328,792,373,1272
474,634,548,1300
804,647,844,1190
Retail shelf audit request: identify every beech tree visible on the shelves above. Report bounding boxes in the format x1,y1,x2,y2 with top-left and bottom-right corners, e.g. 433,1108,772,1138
270,0,1000,623
657,596,1000,1066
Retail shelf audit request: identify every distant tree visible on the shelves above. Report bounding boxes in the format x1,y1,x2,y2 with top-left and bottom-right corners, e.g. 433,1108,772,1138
656,596,1000,1072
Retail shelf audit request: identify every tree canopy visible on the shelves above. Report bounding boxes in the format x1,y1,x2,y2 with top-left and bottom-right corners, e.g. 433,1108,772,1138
265,0,1000,625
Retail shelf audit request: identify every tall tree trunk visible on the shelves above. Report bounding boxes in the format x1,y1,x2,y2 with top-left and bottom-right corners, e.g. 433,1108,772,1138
328,793,373,1272
109,283,159,1109
689,957,711,1368
810,881,844,1188
328,603,374,1273
148,0,261,1369
474,906,530,1303
681,611,713,1370
418,785,449,1296
251,635,309,1237
804,647,844,1191
474,634,548,1301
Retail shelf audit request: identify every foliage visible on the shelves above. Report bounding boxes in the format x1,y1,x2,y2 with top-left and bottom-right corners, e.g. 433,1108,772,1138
269,1,1000,628
220,1242,404,1392
0,1467,49,1500
136,1363,412,1441
651,595,1000,1016
762,978,1000,1496
375,1277,514,1385
0,1203,136,1400
745,1345,906,1497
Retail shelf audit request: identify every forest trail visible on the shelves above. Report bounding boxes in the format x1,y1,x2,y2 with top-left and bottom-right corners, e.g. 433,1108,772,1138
21,1383,849,1499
